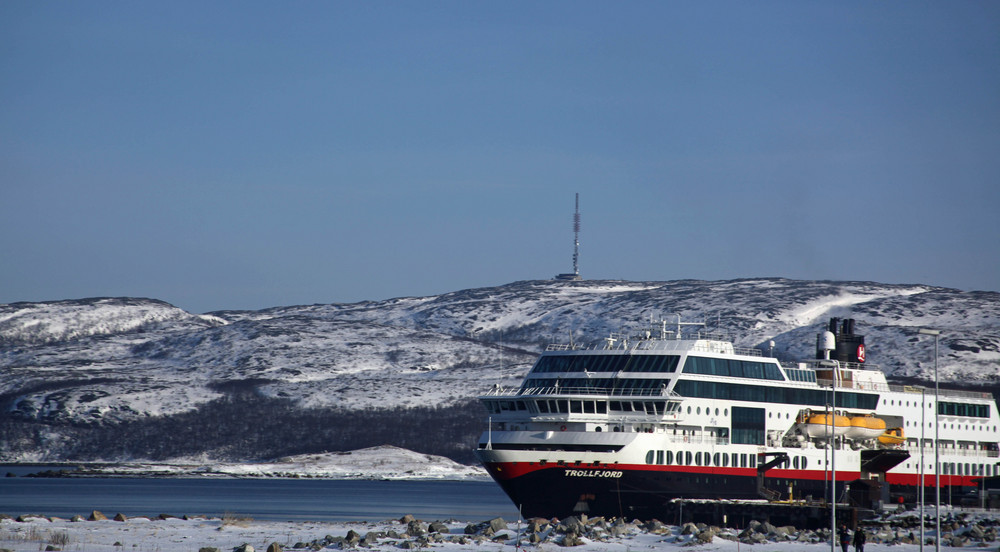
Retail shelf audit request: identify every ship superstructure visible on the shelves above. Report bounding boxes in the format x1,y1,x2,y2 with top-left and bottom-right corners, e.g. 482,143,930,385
475,317,1000,519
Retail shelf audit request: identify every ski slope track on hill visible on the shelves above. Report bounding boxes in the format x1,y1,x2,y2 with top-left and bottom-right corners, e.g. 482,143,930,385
1,278,997,434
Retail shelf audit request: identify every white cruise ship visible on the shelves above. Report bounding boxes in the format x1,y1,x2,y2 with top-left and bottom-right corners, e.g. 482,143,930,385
475,317,1000,519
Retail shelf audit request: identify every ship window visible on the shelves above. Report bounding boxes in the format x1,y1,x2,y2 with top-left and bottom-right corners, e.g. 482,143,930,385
740,454,747,468
538,401,549,413
656,450,665,465
672,380,879,410
749,454,756,468
623,354,680,373
695,452,703,466
583,401,595,414
596,401,607,414
516,401,527,411
713,453,721,466
645,450,654,464
722,454,729,467
685,451,693,465
557,401,569,414
732,407,766,445
793,456,800,469
570,401,582,413
665,451,674,464
731,453,738,467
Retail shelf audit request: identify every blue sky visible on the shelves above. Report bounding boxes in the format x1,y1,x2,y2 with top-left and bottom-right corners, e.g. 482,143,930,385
2,2,998,313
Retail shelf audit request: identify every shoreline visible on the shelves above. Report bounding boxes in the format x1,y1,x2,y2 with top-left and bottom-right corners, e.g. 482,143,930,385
4,509,1000,552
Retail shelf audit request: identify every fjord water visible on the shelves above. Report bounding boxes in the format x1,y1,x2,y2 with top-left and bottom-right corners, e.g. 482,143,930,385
0,474,519,522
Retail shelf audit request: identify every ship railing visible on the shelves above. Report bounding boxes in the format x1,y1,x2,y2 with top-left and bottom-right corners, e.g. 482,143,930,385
658,433,731,445
902,445,1000,459
885,384,993,401
797,360,874,371
481,385,681,398
546,339,764,357
814,379,993,401
515,386,674,397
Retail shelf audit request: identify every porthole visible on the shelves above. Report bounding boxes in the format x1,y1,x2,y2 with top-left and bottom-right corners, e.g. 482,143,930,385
715,408,720,416
697,407,701,415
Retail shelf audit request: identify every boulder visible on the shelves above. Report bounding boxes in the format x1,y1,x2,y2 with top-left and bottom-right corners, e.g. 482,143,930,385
399,514,416,524
233,545,255,552
527,518,549,533
681,522,699,535
88,510,108,521
696,528,716,543
406,520,427,536
197,548,220,552
265,543,282,552
488,517,507,534
344,529,361,545
113,513,128,522
428,522,449,534
559,516,585,535
561,534,584,547
970,525,986,539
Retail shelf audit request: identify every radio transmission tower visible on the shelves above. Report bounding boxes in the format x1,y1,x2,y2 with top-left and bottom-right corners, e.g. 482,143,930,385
554,193,582,281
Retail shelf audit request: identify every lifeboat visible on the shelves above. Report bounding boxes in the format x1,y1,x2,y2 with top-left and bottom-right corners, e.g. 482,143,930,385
845,414,887,440
878,427,905,446
804,412,851,439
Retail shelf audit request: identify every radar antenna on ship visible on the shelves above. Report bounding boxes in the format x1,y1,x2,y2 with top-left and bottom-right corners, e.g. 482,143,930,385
554,193,582,281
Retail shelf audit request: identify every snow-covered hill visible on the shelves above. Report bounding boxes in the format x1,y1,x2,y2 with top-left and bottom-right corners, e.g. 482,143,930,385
1,279,997,450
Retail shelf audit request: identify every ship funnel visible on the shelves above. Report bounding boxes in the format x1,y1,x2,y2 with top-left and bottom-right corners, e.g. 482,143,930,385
816,317,866,363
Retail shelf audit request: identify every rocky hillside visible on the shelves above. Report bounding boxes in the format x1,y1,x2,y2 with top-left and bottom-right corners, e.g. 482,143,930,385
1,278,997,462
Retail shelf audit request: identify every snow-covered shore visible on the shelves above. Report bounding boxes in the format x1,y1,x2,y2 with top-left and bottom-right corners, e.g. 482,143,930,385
1,512,997,552
18,446,488,481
